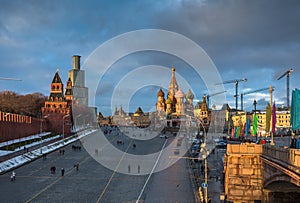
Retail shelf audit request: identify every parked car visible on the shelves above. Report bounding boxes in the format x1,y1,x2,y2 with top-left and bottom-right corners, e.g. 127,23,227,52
216,140,227,148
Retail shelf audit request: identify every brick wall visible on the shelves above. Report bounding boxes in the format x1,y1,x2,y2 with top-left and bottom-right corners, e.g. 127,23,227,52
0,111,72,143
0,112,41,143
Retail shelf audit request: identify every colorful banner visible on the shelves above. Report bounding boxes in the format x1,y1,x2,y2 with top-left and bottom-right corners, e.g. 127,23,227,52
235,127,239,138
291,89,300,131
265,103,271,133
245,119,250,136
252,114,258,135
272,102,276,134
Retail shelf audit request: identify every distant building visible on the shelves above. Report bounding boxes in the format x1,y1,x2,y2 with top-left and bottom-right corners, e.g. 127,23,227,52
131,107,151,127
231,108,291,137
103,106,151,127
194,96,210,126
255,110,291,136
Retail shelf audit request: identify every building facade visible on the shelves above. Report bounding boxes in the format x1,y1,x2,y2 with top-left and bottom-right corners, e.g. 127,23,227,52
231,109,291,137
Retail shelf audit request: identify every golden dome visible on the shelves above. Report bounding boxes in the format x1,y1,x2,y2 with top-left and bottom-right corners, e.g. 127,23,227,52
186,89,194,100
166,98,172,104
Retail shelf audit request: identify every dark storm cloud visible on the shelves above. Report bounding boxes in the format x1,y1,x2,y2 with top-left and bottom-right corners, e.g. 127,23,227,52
157,0,300,49
0,0,299,113
155,0,300,69
154,0,300,110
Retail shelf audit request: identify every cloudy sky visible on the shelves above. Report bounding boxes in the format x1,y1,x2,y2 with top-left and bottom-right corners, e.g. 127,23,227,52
0,0,299,115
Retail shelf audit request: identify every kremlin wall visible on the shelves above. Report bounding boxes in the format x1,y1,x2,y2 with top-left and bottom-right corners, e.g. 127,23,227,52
0,55,91,142
0,55,293,143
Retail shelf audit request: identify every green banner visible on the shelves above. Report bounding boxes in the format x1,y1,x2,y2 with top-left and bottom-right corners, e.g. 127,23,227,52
252,114,258,135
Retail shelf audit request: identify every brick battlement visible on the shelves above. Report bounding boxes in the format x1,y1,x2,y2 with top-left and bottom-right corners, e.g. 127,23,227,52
0,111,32,123
0,111,41,143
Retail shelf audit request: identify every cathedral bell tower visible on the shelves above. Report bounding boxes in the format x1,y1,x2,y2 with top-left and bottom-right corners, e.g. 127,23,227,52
156,88,166,117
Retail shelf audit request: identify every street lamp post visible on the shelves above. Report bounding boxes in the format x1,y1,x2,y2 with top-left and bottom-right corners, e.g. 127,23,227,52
40,115,49,154
62,114,70,140
40,116,43,154
198,120,209,203
200,148,209,203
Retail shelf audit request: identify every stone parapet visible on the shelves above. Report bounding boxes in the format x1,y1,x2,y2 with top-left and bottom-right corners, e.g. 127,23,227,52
227,143,262,155
224,144,263,202
262,145,300,175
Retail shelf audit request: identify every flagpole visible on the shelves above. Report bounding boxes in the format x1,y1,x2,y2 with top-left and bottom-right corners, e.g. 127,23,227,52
271,102,276,146
270,86,275,145
271,130,275,146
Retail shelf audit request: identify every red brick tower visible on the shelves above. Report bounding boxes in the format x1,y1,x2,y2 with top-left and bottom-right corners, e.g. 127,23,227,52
65,77,73,106
42,70,71,136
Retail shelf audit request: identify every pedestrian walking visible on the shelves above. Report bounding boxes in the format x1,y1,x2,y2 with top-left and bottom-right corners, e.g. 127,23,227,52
10,174,14,181
10,171,16,181
290,137,297,148
12,171,16,180
74,163,79,171
61,168,65,176
62,149,65,155
50,166,56,174
296,136,300,149
128,165,131,173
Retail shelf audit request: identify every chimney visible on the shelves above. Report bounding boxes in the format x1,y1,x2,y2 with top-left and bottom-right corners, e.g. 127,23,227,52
72,55,81,70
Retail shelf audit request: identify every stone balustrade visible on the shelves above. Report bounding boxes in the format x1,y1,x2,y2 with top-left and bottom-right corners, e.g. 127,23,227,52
225,143,300,202
262,145,300,175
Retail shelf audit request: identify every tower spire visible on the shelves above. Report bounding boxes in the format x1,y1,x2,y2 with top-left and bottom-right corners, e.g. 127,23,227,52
168,65,178,100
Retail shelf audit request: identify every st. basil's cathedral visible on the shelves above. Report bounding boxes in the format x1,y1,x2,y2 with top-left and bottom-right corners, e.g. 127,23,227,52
155,66,209,128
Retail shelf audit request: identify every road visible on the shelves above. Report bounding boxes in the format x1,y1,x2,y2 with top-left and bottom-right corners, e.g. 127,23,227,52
0,127,196,203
